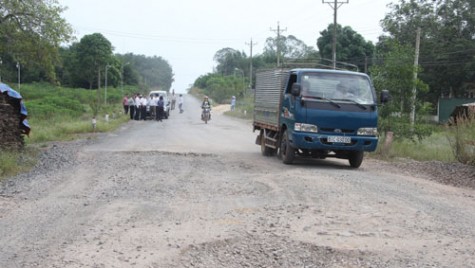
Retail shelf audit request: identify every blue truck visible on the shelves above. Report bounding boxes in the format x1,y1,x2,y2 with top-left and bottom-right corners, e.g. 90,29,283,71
253,68,389,168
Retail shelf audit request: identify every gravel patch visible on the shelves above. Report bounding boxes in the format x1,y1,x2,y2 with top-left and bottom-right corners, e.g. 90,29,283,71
372,158,475,190
1,135,474,268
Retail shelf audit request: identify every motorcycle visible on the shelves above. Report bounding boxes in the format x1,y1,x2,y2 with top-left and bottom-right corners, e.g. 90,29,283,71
201,107,211,124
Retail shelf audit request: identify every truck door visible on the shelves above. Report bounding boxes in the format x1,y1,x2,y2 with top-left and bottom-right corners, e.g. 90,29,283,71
281,73,298,126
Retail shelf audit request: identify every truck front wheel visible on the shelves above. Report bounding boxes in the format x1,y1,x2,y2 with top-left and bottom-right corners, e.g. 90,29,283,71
348,151,364,168
280,130,295,164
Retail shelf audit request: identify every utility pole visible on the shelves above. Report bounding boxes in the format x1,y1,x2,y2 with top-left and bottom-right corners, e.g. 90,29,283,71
121,62,124,93
234,68,245,96
0,57,2,83
364,55,368,74
245,38,257,89
105,64,110,105
410,27,421,126
16,62,21,92
322,0,349,69
270,22,286,67
120,62,130,94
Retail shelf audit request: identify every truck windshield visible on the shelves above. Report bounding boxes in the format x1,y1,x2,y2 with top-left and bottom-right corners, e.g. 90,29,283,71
300,72,375,105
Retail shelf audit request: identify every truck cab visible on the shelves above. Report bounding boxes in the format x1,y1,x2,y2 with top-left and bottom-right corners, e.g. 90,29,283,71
254,68,386,168
282,69,378,166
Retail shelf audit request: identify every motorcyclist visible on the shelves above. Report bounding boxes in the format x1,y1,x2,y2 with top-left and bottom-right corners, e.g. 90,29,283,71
201,96,212,120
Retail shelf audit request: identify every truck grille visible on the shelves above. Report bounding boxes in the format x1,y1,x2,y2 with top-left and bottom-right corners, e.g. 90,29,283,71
319,128,355,134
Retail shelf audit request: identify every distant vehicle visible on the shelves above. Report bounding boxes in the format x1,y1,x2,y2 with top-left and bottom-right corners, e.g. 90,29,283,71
253,68,390,168
148,90,171,119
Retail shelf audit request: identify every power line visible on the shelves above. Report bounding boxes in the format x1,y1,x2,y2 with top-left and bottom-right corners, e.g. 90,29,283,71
71,25,244,44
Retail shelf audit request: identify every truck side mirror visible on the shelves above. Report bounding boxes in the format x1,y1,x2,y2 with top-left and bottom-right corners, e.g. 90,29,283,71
380,90,391,104
291,83,301,97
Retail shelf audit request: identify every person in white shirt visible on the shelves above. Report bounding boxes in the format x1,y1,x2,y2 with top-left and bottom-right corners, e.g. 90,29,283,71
140,95,147,120
128,95,135,120
134,94,141,120
149,95,157,119
178,94,184,113
171,93,177,110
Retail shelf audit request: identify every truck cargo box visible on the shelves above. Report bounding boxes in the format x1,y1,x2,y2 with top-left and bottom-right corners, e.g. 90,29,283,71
253,69,289,130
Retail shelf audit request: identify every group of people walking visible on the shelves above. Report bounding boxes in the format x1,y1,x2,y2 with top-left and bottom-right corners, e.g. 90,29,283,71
122,93,166,121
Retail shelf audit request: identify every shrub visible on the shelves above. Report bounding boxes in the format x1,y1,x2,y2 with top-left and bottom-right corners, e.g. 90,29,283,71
447,114,475,165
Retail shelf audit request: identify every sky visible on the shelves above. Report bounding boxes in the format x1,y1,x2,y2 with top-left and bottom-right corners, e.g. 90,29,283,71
59,0,395,93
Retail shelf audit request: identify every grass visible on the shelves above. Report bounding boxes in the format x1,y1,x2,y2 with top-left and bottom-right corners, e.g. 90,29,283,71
378,131,456,162
26,114,129,144
0,83,134,180
223,94,254,120
0,148,39,179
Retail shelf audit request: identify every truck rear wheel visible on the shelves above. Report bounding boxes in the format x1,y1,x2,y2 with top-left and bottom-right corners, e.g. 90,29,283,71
280,130,295,164
260,131,276,156
348,151,364,168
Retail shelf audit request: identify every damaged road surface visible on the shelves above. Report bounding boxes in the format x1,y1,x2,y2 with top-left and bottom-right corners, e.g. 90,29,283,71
1,96,475,267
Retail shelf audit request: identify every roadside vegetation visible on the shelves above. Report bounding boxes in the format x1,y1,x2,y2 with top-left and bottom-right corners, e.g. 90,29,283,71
376,126,455,162
446,114,475,165
0,83,132,179
22,83,131,144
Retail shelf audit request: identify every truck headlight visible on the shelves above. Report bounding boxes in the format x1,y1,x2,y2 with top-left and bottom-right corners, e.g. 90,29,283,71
295,123,318,133
357,127,378,136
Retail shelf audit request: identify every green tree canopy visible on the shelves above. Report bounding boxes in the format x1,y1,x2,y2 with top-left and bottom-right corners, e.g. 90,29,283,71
213,48,248,76
194,73,246,103
200,35,317,101
371,41,423,114
317,24,374,72
74,33,113,89
263,35,318,67
381,0,475,103
132,55,174,91
0,0,73,83
370,40,431,141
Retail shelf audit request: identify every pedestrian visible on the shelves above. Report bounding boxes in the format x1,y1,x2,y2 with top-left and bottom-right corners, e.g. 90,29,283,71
134,94,141,120
128,94,135,120
150,94,158,120
178,94,184,113
122,94,129,114
92,116,97,132
171,92,176,110
230,95,236,111
157,95,165,121
146,95,152,120
140,95,147,120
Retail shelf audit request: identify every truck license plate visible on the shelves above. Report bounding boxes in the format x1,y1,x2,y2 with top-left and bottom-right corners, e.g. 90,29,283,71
327,136,351,143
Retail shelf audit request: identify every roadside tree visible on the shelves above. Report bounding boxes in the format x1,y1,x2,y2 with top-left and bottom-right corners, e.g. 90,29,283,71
317,24,374,72
382,0,475,103
262,35,317,67
371,40,432,143
75,33,113,89
0,0,73,83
